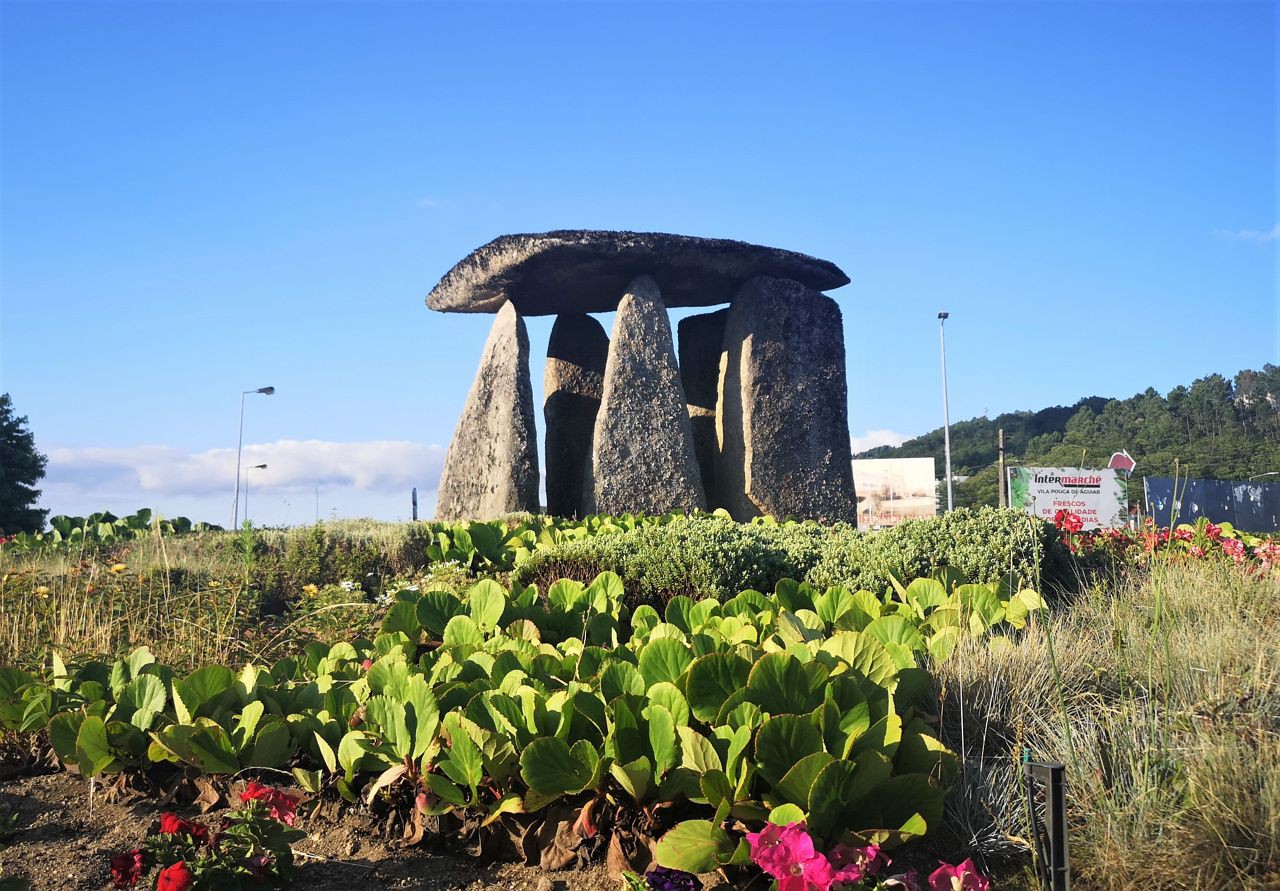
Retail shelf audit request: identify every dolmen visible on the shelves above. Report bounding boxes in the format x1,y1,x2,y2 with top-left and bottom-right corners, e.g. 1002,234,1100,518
427,230,857,525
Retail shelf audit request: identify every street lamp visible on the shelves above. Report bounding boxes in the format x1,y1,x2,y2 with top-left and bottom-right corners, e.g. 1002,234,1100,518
938,312,953,513
244,464,268,527
233,386,275,528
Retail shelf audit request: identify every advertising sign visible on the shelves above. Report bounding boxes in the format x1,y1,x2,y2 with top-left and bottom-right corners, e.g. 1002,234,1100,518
852,457,937,528
1008,466,1127,529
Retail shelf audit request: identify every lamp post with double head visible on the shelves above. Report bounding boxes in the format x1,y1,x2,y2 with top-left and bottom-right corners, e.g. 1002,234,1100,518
233,386,275,528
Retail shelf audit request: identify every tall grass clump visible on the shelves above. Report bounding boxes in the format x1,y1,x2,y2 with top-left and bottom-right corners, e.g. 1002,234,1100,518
0,529,260,669
935,560,1279,890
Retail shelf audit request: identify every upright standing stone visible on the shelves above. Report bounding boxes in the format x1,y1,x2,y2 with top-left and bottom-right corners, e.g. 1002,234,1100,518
678,309,728,507
716,276,856,523
435,303,540,520
544,314,609,518
584,276,706,516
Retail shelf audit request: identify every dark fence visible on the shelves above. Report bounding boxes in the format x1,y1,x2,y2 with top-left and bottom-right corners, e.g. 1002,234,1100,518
1144,477,1280,532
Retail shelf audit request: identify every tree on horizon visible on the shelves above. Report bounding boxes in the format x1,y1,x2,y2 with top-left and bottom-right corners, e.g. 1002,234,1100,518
0,393,49,534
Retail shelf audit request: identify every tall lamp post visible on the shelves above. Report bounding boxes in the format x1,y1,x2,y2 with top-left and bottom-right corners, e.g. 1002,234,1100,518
244,464,267,527
938,312,954,513
233,386,275,528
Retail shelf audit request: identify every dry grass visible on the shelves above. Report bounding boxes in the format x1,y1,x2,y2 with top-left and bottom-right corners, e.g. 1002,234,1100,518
936,560,1280,889
0,530,262,668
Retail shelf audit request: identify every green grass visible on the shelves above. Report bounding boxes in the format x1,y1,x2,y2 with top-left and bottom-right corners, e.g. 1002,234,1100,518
935,560,1279,889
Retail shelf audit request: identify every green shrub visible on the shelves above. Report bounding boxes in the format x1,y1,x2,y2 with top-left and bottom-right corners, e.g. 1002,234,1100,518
805,507,1069,595
511,515,827,607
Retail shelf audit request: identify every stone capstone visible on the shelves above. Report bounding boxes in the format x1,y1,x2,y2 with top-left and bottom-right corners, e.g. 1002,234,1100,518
435,303,540,520
426,230,850,315
677,309,729,506
583,276,707,516
543,314,609,518
715,276,856,523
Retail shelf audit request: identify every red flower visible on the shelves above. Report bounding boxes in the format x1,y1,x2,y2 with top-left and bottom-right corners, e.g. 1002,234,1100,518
240,780,300,826
157,861,194,891
158,812,209,844
109,849,145,887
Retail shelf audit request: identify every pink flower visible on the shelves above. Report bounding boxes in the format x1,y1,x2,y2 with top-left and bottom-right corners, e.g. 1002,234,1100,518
747,822,836,889
747,822,814,879
1221,538,1245,563
799,852,834,890
928,858,990,891
1205,523,1222,542
1189,545,1206,558
1174,528,1194,543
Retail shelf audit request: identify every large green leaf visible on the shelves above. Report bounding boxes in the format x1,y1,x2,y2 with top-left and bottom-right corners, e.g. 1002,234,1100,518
117,675,166,731
677,726,721,774
247,720,293,768
819,632,898,687
366,695,411,760
468,579,508,630
754,714,823,788
189,721,240,773
177,665,234,717
417,590,465,637
745,652,824,716
653,820,736,874
774,751,834,808
646,682,690,727
440,714,484,790
380,601,421,639
685,653,751,723
75,715,117,777
519,737,594,795
638,638,692,689
647,704,679,778
601,662,646,702
864,615,925,653
806,759,862,842
403,674,440,760
443,615,484,648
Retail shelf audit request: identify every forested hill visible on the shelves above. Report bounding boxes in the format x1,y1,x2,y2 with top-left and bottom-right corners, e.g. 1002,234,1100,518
857,366,1280,508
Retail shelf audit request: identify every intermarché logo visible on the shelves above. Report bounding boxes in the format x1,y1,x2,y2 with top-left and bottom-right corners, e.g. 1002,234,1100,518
1033,473,1102,487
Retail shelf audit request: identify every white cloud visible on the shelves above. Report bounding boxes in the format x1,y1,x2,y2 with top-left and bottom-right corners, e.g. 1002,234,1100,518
47,439,446,495
850,429,910,453
415,197,444,209
1213,224,1279,243
43,440,447,524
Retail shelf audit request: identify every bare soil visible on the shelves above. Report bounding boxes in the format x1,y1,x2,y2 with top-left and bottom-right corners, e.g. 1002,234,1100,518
0,770,620,890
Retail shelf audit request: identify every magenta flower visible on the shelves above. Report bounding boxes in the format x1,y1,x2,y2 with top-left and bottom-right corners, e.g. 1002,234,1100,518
747,822,815,879
747,821,841,890
928,858,990,891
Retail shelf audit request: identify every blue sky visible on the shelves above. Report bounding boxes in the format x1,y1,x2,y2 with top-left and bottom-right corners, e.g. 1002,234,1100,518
1,0,1275,526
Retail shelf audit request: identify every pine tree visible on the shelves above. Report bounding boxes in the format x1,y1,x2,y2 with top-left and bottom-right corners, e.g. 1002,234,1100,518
0,393,49,534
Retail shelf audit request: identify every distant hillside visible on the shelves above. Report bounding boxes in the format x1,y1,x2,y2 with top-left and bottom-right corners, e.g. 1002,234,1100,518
856,366,1280,508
